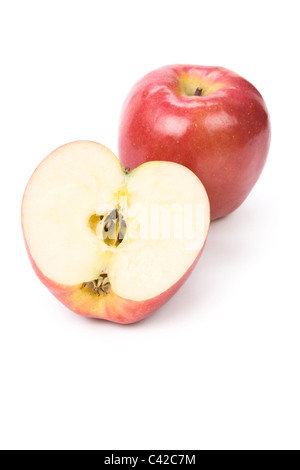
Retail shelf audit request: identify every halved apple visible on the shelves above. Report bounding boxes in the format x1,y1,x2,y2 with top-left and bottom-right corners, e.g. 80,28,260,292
22,141,210,324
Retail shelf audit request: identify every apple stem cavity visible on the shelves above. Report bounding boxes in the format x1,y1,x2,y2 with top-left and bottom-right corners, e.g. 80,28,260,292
194,88,203,96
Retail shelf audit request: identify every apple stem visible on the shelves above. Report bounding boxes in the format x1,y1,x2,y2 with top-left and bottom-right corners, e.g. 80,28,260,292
124,167,131,174
194,88,203,96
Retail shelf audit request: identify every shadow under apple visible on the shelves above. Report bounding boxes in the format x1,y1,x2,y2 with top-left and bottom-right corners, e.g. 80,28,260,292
139,198,269,326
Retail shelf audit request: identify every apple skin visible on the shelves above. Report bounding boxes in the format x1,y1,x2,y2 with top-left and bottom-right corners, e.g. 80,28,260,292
22,234,205,324
118,64,271,220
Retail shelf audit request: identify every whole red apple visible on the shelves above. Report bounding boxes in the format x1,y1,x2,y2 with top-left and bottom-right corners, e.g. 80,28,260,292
118,65,271,220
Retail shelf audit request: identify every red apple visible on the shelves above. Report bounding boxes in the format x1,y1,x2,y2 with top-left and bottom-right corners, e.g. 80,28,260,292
22,141,210,324
118,64,271,220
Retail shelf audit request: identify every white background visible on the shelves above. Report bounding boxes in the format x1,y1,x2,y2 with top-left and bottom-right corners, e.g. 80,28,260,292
1,0,299,450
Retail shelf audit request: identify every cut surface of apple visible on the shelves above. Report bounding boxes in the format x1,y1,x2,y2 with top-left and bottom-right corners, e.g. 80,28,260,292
22,141,210,323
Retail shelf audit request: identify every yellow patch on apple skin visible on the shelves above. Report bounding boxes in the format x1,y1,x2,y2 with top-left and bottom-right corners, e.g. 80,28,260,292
177,73,225,97
63,281,127,323
65,284,143,324
68,285,110,319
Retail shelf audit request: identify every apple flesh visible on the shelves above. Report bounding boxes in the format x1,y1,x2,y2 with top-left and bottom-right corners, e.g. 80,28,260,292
22,141,210,324
118,65,271,220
